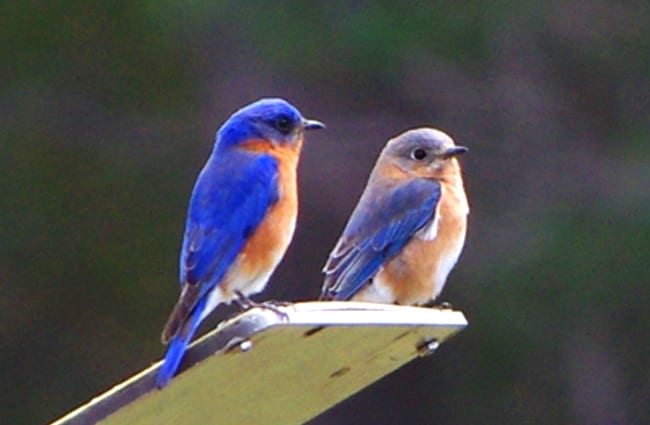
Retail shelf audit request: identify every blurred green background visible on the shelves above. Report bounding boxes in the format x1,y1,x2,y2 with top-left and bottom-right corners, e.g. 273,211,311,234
2,1,649,424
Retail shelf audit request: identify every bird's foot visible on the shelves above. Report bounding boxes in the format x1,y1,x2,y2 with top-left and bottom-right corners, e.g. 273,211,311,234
421,299,454,309
234,291,290,320
261,298,293,307
438,301,454,310
233,290,257,310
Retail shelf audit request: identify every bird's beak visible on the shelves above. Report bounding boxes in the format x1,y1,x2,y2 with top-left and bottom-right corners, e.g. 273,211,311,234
302,119,326,130
440,146,468,159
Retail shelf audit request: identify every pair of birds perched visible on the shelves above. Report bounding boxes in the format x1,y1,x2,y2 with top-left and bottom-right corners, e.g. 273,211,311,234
156,98,469,388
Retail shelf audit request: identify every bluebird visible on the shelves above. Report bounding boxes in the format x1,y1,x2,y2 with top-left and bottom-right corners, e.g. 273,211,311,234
321,128,468,305
156,98,324,387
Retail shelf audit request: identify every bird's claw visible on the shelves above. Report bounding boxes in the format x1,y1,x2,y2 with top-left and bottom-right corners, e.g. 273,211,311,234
234,291,290,320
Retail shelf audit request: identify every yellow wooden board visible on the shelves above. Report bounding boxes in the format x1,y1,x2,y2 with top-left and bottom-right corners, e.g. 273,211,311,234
50,302,467,425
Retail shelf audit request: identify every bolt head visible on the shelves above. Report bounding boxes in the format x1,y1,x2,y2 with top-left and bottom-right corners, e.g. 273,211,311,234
417,338,439,357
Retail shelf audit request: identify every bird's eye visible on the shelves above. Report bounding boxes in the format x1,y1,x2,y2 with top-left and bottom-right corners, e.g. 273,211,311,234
274,115,293,134
411,148,427,160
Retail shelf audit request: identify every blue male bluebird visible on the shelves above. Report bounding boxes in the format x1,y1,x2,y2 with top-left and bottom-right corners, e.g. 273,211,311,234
321,128,468,305
156,98,324,388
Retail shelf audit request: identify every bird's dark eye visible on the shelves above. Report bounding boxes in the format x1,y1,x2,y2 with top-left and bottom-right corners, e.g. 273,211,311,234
411,148,427,160
274,115,293,134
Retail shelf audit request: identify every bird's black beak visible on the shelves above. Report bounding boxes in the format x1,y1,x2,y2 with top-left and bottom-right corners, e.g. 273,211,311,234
302,119,326,130
441,146,468,159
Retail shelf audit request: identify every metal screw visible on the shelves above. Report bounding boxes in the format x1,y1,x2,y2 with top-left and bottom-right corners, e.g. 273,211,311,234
417,338,439,357
239,339,253,352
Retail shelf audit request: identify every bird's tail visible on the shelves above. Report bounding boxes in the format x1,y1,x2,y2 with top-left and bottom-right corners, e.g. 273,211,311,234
156,297,206,388
161,284,201,344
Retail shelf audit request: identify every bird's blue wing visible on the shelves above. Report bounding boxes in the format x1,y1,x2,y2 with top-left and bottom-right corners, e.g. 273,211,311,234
180,151,279,293
164,151,279,341
157,151,279,388
321,178,441,300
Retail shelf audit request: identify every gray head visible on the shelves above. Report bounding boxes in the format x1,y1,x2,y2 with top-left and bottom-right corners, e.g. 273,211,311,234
380,128,468,176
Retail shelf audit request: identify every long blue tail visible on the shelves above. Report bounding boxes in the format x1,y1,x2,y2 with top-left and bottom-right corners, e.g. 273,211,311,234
156,298,206,388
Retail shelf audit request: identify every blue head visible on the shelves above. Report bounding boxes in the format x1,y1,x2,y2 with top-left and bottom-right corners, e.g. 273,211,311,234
215,98,324,152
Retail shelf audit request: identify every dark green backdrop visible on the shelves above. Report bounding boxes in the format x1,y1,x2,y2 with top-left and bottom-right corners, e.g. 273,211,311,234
2,2,649,424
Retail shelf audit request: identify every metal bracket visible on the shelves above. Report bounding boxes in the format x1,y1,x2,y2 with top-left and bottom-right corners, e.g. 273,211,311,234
50,302,467,425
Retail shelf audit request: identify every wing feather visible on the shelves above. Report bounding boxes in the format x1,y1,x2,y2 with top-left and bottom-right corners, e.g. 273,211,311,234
162,151,279,342
321,178,441,300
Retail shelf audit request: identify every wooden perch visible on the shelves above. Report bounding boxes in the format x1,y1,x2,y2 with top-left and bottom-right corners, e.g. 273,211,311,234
50,302,467,425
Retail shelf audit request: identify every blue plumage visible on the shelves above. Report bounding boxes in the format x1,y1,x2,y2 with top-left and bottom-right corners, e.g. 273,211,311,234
156,150,280,388
156,296,208,388
322,179,441,300
180,153,279,289
156,98,323,388
215,99,304,152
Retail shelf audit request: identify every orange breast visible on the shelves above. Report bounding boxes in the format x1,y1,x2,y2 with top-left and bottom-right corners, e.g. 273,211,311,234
220,138,303,297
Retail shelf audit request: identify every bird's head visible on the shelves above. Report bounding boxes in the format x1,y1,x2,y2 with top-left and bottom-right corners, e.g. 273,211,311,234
381,128,467,178
215,98,324,152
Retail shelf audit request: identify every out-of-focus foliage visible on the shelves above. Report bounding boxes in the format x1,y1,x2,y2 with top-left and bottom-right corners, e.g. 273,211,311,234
1,2,649,425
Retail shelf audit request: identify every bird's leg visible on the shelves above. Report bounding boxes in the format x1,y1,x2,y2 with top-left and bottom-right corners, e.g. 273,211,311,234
234,290,256,310
438,301,454,309
421,299,454,309
260,298,293,307
234,290,290,320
